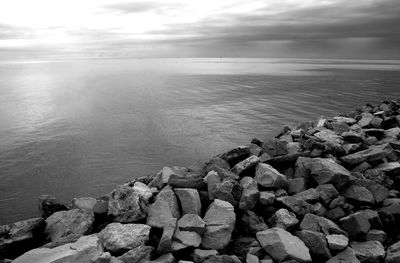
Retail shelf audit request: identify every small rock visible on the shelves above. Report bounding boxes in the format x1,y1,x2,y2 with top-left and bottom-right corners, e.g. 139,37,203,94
340,212,371,239
239,177,260,210
98,223,150,254
287,178,306,195
178,214,206,236
256,227,312,262
45,209,94,243
261,138,288,157
133,182,153,202
118,245,154,263
254,163,288,189
374,162,400,173
157,218,177,254
316,184,339,207
259,191,276,205
151,253,176,263
277,196,314,217
314,129,343,145
326,234,349,251
342,131,364,143
294,188,319,203
295,230,331,261
326,247,360,263
209,179,242,206
219,146,251,167
241,210,268,235
201,199,236,250
175,188,202,216
308,158,351,189
72,197,98,211
168,173,206,189
172,229,202,251
300,213,347,236
270,208,299,230
333,117,357,125
350,241,385,263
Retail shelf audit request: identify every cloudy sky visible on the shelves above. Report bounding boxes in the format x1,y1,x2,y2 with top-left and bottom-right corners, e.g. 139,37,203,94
0,0,399,60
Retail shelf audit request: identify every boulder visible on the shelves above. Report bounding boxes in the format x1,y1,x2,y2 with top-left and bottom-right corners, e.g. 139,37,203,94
147,199,174,228
241,210,268,235
175,188,202,216
156,186,181,219
118,245,154,263
300,213,347,236
367,183,389,204
308,158,351,189
192,249,219,263
256,227,312,262
341,143,394,166
287,178,307,195
13,234,102,263
149,167,176,189
295,230,331,261
342,131,364,143
219,146,251,167
350,241,385,263
269,209,299,230
44,209,94,243
178,214,206,236
206,171,221,201
132,182,153,202
254,163,288,189
171,229,202,251
326,234,349,251
365,229,386,244
374,162,400,173
98,223,150,254
231,155,260,176
0,217,46,259
316,184,339,207
239,177,260,210
326,247,361,263
340,212,371,239
157,218,177,254
38,195,69,219
386,240,400,263
261,138,288,157
342,185,375,205
108,185,148,223
209,179,242,206
201,199,236,250
314,129,344,145
203,157,231,174
168,173,206,190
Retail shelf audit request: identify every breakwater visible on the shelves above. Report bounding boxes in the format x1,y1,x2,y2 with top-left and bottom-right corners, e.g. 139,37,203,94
1,98,400,263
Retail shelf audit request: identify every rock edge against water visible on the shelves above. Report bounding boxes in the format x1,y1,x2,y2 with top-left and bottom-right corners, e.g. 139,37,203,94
2,98,400,263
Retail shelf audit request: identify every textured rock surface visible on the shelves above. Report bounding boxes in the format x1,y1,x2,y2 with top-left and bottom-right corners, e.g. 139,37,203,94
254,163,288,189
175,188,202,216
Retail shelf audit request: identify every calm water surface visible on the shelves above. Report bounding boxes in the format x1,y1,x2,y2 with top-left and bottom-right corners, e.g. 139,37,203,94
1,58,400,224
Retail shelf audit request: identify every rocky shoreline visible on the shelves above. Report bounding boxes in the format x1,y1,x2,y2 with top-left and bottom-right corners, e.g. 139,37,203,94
1,98,400,263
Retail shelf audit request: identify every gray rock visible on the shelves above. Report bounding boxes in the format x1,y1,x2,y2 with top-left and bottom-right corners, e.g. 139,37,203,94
178,214,206,236
326,234,349,251
192,249,219,263
13,234,103,263
277,196,314,217
295,230,331,261
72,197,98,211
156,186,181,219
241,210,268,235
175,188,202,216
118,245,154,263
342,131,365,143
219,146,251,167
206,171,221,201
341,143,394,166
157,218,177,254
203,255,241,263
316,184,339,207
365,229,386,244
350,241,385,263
239,177,260,210
262,138,288,157
326,247,360,263
300,213,347,236
287,178,306,195
342,185,375,205
150,167,176,189
308,158,351,189
255,163,288,189
256,227,312,262
45,209,94,243
231,155,260,176
150,253,176,263
293,188,319,203
108,185,148,223
386,240,400,263
201,199,236,250
314,129,343,145
171,229,202,251
133,182,153,202
340,212,371,239
147,199,174,228
270,208,299,230
259,191,276,205
209,178,242,206
168,173,206,190
0,217,46,258
374,162,400,173
367,183,389,204
98,223,150,254
38,195,69,219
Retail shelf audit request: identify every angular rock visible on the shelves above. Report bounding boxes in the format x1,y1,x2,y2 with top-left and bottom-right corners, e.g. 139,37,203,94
192,249,219,263
334,116,357,125
270,209,299,230
300,213,347,236
208,179,241,206
325,207,346,221
254,163,288,189
386,240,400,263
201,199,236,250
326,234,349,251
287,178,306,195
203,255,241,263
171,229,202,251
314,129,344,145
365,229,386,244
206,171,221,201
341,143,394,166
98,223,150,254
239,176,259,210
45,209,94,243
342,131,364,143
241,210,268,235
0,217,46,259
308,158,351,189
374,162,400,173
340,212,371,239
168,173,206,190
178,214,206,236
156,186,181,219
350,241,385,263
72,197,98,211
367,183,389,204
277,196,314,217
175,188,202,216
231,155,260,176
118,245,154,263
256,227,312,262
342,185,375,205
151,253,176,263
326,247,360,263
203,157,231,174
147,199,174,228
259,191,276,205
38,195,69,219
13,234,103,263
295,230,331,261
294,188,319,203
316,184,339,207
219,146,251,167
108,185,148,223
261,138,288,157
157,218,177,254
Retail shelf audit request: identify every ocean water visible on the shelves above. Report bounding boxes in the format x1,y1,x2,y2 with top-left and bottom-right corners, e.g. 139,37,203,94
1,58,400,224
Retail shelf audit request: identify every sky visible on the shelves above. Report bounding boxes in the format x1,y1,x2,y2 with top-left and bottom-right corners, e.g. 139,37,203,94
0,0,399,60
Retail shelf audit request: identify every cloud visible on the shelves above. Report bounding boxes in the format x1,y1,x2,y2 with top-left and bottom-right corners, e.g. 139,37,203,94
102,1,182,14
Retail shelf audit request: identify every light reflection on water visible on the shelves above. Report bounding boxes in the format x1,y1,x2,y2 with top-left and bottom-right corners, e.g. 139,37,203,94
1,58,400,223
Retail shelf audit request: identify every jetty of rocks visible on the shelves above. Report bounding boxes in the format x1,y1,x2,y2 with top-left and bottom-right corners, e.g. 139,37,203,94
2,98,400,263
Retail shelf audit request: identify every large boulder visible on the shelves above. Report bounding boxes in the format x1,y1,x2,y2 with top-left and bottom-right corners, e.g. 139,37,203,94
386,240,400,263
256,227,312,262
239,176,259,210
108,185,148,223
341,143,394,166
254,163,288,189
156,186,181,219
350,241,385,263
0,217,46,259
13,234,103,263
44,209,94,243
175,188,202,216
98,223,150,254
201,199,236,250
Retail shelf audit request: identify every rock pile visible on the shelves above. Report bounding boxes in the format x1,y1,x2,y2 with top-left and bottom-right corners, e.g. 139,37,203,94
2,98,400,262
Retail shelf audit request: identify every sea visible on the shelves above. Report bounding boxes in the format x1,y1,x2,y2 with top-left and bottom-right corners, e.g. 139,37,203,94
1,58,400,224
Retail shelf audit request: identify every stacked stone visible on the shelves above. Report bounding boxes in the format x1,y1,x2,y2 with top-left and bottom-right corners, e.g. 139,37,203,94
2,98,400,263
